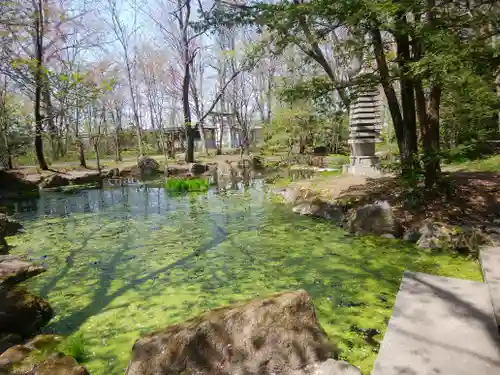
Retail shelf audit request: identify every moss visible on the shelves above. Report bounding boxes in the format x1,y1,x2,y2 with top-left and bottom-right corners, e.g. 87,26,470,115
9,188,481,375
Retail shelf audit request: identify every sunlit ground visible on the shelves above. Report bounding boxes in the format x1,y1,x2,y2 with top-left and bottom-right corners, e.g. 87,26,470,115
9,183,481,374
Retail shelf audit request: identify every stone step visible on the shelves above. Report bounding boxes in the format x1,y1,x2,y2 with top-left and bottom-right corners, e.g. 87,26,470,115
371,271,500,375
479,246,500,330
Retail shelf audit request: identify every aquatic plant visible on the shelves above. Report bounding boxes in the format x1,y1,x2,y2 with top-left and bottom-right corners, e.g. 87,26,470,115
165,178,209,193
9,186,480,375
60,333,91,363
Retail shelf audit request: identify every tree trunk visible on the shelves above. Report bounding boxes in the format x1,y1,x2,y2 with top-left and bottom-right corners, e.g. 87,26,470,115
184,99,195,163
34,0,48,170
183,48,194,162
414,0,442,189
416,82,441,189
34,79,48,170
299,141,306,154
216,113,225,155
371,27,418,176
43,86,58,161
2,132,13,169
395,14,419,170
75,104,87,168
112,108,122,162
115,130,122,162
94,141,101,174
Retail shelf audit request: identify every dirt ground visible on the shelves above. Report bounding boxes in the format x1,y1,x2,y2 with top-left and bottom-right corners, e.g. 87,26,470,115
286,173,369,201
289,171,500,229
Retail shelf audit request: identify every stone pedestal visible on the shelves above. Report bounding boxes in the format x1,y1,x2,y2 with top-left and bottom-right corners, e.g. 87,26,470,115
343,88,383,177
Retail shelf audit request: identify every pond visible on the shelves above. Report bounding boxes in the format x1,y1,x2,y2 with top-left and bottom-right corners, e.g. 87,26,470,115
8,178,480,374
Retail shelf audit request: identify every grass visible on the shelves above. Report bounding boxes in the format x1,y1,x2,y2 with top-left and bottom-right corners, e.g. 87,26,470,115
60,333,92,363
8,186,480,375
447,154,500,172
165,178,210,193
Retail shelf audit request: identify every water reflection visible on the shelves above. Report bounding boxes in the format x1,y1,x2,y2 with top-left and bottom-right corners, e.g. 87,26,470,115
11,177,268,222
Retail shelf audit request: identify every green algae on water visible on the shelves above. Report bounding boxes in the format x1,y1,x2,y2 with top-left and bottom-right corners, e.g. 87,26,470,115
165,177,209,194
9,185,481,375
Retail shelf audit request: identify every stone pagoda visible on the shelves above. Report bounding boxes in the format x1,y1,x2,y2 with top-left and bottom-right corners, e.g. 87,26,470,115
343,85,383,176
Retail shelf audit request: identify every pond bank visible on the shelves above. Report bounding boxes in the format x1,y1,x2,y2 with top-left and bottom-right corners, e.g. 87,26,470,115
274,170,500,255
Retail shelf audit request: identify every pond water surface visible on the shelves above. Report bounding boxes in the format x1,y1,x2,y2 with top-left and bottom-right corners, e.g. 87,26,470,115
9,179,480,374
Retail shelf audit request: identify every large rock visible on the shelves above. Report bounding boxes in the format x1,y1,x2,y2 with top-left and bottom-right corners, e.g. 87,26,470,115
68,172,101,185
137,157,160,177
348,201,403,238
0,171,39,200
416,220,492,255
188,163,209,175
32,353,89,375
0,215,23,255
39,175,69,190
0,334,22,354
0,215,23,238
0,255,45,286
0,347,88,375
291,359,361,375
293,199,344,223
0,287,53,338
165,166,189,177
0,344,32,371
275,187,316,205
106,168,120,178
416,220,453,249
125,290,345,375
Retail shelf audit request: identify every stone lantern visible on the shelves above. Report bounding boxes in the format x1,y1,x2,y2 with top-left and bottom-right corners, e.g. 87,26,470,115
343,85,383,176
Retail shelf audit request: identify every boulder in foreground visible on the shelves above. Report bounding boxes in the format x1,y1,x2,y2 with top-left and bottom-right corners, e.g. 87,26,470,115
0,287,53,338
0,255,45,286
126,290,359,375
0,215,23,238
0,346,88,375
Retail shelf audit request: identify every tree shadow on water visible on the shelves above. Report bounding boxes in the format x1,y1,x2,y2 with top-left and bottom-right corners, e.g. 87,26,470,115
45,222,231,336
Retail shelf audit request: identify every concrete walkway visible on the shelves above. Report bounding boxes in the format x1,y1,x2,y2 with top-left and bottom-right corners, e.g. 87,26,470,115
480,246,500,331
371,272,500,375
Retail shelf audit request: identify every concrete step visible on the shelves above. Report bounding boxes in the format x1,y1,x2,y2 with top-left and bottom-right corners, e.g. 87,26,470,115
480,246,500,330
371,271,500,375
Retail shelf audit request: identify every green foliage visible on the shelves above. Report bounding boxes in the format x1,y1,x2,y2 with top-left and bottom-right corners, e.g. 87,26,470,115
165,178,210,193
59,333,91,363
263,101,348,156
206,0,500,183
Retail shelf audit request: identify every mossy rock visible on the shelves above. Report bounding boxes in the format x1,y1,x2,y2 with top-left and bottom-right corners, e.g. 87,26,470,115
0,255,46,286
26,335,63,352
33,353,89,375
126,290,338,375
416,220,492,256
0,346,88,375
0,287,53,338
